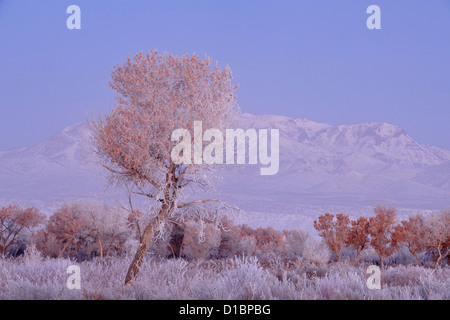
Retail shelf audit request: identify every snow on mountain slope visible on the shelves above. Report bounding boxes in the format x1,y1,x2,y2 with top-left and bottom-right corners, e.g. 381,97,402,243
0,123,91,170
414,160,450,190
238,113,450,168
216,113,450,212
0,114,449,230
0,123,110,210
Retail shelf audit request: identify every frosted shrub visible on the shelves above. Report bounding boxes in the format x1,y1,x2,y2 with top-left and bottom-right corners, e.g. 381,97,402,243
122,239,139,258
181,222,222,260
417,268,450,300
0,258,80,300
234,235,257,257
0,256,448,300
284,229,309,259
283,229,330,265
311,269,367,300
301,237,330,265
381,265,423,287
221,257,296,300
21,244,43,263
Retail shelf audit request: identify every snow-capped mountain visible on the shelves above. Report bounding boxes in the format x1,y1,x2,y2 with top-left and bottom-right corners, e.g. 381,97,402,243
0,122,105,210
212,114,450,213
238,113,450,169
0,113,449,229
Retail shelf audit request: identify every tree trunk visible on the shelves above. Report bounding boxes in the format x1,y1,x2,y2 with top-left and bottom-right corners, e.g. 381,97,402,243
435,246,442,269
97,232,103,258
124,219,158,285
124,168,174,285
412,251,423,266
355,249,361,265
58,241,71,259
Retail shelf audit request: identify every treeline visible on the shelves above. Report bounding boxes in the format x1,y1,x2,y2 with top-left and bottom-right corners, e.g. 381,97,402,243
1,202,449,268
0,201,327,264
0,202,129,259
314,206,450,267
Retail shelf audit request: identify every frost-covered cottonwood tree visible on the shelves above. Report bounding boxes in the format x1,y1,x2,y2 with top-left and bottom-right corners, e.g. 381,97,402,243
393,214,427,266
368,206,398,267
0,205,44,257
90,50,239,284
314,213,350,262
76,201,129,258
424,211,450,268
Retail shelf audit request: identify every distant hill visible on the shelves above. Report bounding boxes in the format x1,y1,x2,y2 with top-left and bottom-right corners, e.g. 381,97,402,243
0,113,448,230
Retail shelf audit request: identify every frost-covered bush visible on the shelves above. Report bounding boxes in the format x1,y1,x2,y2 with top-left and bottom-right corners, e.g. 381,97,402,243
301,237,331,266
35,201,129,261
284,229,330,265
283,229,309,259
181,221,222,260
21,244,43,263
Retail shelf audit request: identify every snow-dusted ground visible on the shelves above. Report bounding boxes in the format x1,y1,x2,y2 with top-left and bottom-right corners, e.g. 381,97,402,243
2,256,449,300
0,113,448,234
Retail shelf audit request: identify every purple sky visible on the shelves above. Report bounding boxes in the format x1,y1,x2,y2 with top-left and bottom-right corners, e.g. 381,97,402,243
1,0,449,150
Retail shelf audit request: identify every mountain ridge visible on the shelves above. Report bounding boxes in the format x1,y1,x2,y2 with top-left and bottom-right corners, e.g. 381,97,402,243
0,114,449,217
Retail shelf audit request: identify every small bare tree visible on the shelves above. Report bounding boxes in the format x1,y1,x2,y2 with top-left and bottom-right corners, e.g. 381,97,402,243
314,213,351,262
0,205,44,257
393,214,427,266
424,211,450,268
90,50,239,284
45,204,87,259
368,206,398,267
443,210,450,265
347,216,370,264
77,201,129,258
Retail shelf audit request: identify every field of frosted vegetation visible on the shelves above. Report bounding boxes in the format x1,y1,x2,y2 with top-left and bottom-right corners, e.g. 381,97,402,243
0,202,448,300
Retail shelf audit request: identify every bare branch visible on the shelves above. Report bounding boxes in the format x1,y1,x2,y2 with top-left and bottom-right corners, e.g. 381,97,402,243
177,199,220,209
